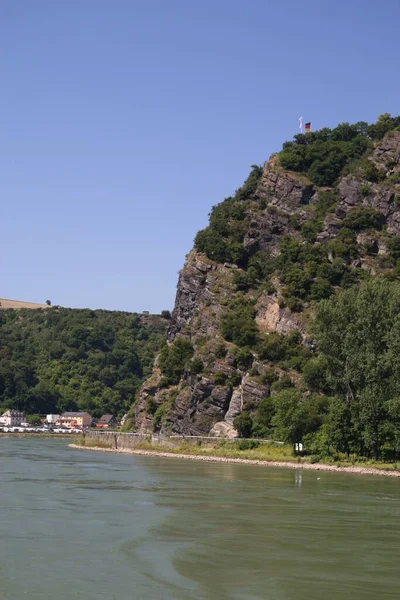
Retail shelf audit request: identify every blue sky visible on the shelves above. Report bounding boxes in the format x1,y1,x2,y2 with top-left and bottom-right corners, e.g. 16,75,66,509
1,0,399,313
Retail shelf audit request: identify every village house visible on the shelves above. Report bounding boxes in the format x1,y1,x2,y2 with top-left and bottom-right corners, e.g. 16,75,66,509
96,414,118,429
46,414,60,424
59,412,92,429
0,409,25,427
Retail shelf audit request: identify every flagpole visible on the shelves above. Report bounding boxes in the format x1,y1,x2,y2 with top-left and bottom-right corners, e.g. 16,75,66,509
299,116,303,134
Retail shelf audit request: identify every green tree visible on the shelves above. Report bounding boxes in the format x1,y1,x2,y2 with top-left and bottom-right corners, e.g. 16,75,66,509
233,412,253,438
312,277,400,458
271,389,307,450
27,414,41,425
158,337,194,386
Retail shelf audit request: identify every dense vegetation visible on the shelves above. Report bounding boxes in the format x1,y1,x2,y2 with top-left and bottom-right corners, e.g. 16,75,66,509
280,114,400,186
158,337,194,386
194,165,262,265
0,307,168,418
234,278,400,461
189,114,400,461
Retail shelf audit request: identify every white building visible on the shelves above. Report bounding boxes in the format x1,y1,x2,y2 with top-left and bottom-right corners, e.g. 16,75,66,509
0,410,25,426
46,414,60,424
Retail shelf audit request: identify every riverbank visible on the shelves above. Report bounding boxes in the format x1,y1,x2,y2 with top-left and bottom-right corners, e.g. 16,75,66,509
1,433,79,439
69,444,400,478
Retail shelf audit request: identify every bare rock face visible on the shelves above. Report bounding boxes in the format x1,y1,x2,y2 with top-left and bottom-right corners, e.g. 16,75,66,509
166,255,212,343
224,388,243,424
372,131,400,168
336,175,393,217
210,376,269,437
243,161,315,254
209,421,237,438
257,160,314,211
255,294,304,335
241,377,269,411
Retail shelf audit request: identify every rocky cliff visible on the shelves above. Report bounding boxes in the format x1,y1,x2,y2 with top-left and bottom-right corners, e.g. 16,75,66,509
130,118,400,438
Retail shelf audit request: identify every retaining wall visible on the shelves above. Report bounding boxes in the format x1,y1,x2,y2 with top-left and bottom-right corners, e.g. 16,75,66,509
83,430,178,450
84,430,281,450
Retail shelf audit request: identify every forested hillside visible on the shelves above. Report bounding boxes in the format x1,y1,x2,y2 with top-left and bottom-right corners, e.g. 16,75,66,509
133,114,400,461
0,307,168,418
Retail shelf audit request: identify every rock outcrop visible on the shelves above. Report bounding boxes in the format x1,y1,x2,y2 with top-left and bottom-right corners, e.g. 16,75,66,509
132,130,400,436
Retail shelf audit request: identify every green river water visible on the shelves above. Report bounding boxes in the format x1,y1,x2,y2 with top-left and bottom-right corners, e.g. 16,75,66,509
0,438,399,600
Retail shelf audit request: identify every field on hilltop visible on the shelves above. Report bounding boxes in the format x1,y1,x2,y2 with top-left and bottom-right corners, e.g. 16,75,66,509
0,298,49,310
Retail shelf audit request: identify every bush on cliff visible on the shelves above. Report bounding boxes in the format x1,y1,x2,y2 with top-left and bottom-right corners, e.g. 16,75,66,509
341,208,383,231
158,337,194,386
279,121,372,186
194,166,264,265
221,301,258,347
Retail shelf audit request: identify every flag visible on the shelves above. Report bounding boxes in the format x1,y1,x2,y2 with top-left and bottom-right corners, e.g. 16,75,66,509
299,116,303,131
305,122,311,132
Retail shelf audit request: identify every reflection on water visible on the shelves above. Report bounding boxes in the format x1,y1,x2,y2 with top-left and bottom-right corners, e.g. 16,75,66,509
0,438,399,600
294,471,302,488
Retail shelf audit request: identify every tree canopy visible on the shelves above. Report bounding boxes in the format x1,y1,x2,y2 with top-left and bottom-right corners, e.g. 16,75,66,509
0,307,168,418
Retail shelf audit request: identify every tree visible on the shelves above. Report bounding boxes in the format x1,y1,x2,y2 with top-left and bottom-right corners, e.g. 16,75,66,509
46,300,51,306
233,412,253,438
158,337,194,385
222,303,258,347
0,307,167,418
27,414,41,425
272,389,307,450
312,277,400,458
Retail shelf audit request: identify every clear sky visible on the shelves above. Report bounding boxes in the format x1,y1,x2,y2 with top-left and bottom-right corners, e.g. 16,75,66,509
1,0,399,313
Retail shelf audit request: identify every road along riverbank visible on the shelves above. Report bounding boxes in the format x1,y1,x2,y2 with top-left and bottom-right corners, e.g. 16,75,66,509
69,444,400,478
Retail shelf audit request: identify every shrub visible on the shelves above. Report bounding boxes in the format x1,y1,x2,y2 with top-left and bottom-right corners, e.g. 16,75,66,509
189,357,204,374
214,371,227,385
313,190,338,218
359,184,371,197
366,113,400,140
235,439,260,450
258,333,286,362
310,278,333,300
145,397,158,415
328,228,358,260
233,412,253,438
363,161,385,183
301,219,322,243
278,236,337,302
259,368,279,386
228,372,242,387
234,347,254,370
158,338,194,386
387,237,400,261
221,301,258,347
194,228,229,263
153,404,167,430
215,343,227,359
236,165,263,201
279,121,372,186
271,375,294,393
161,310,171,319
342,208,383,231
285,296,304,312
193,166,264,265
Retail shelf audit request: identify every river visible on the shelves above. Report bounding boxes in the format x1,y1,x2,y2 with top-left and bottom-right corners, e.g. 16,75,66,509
0,438,399,600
